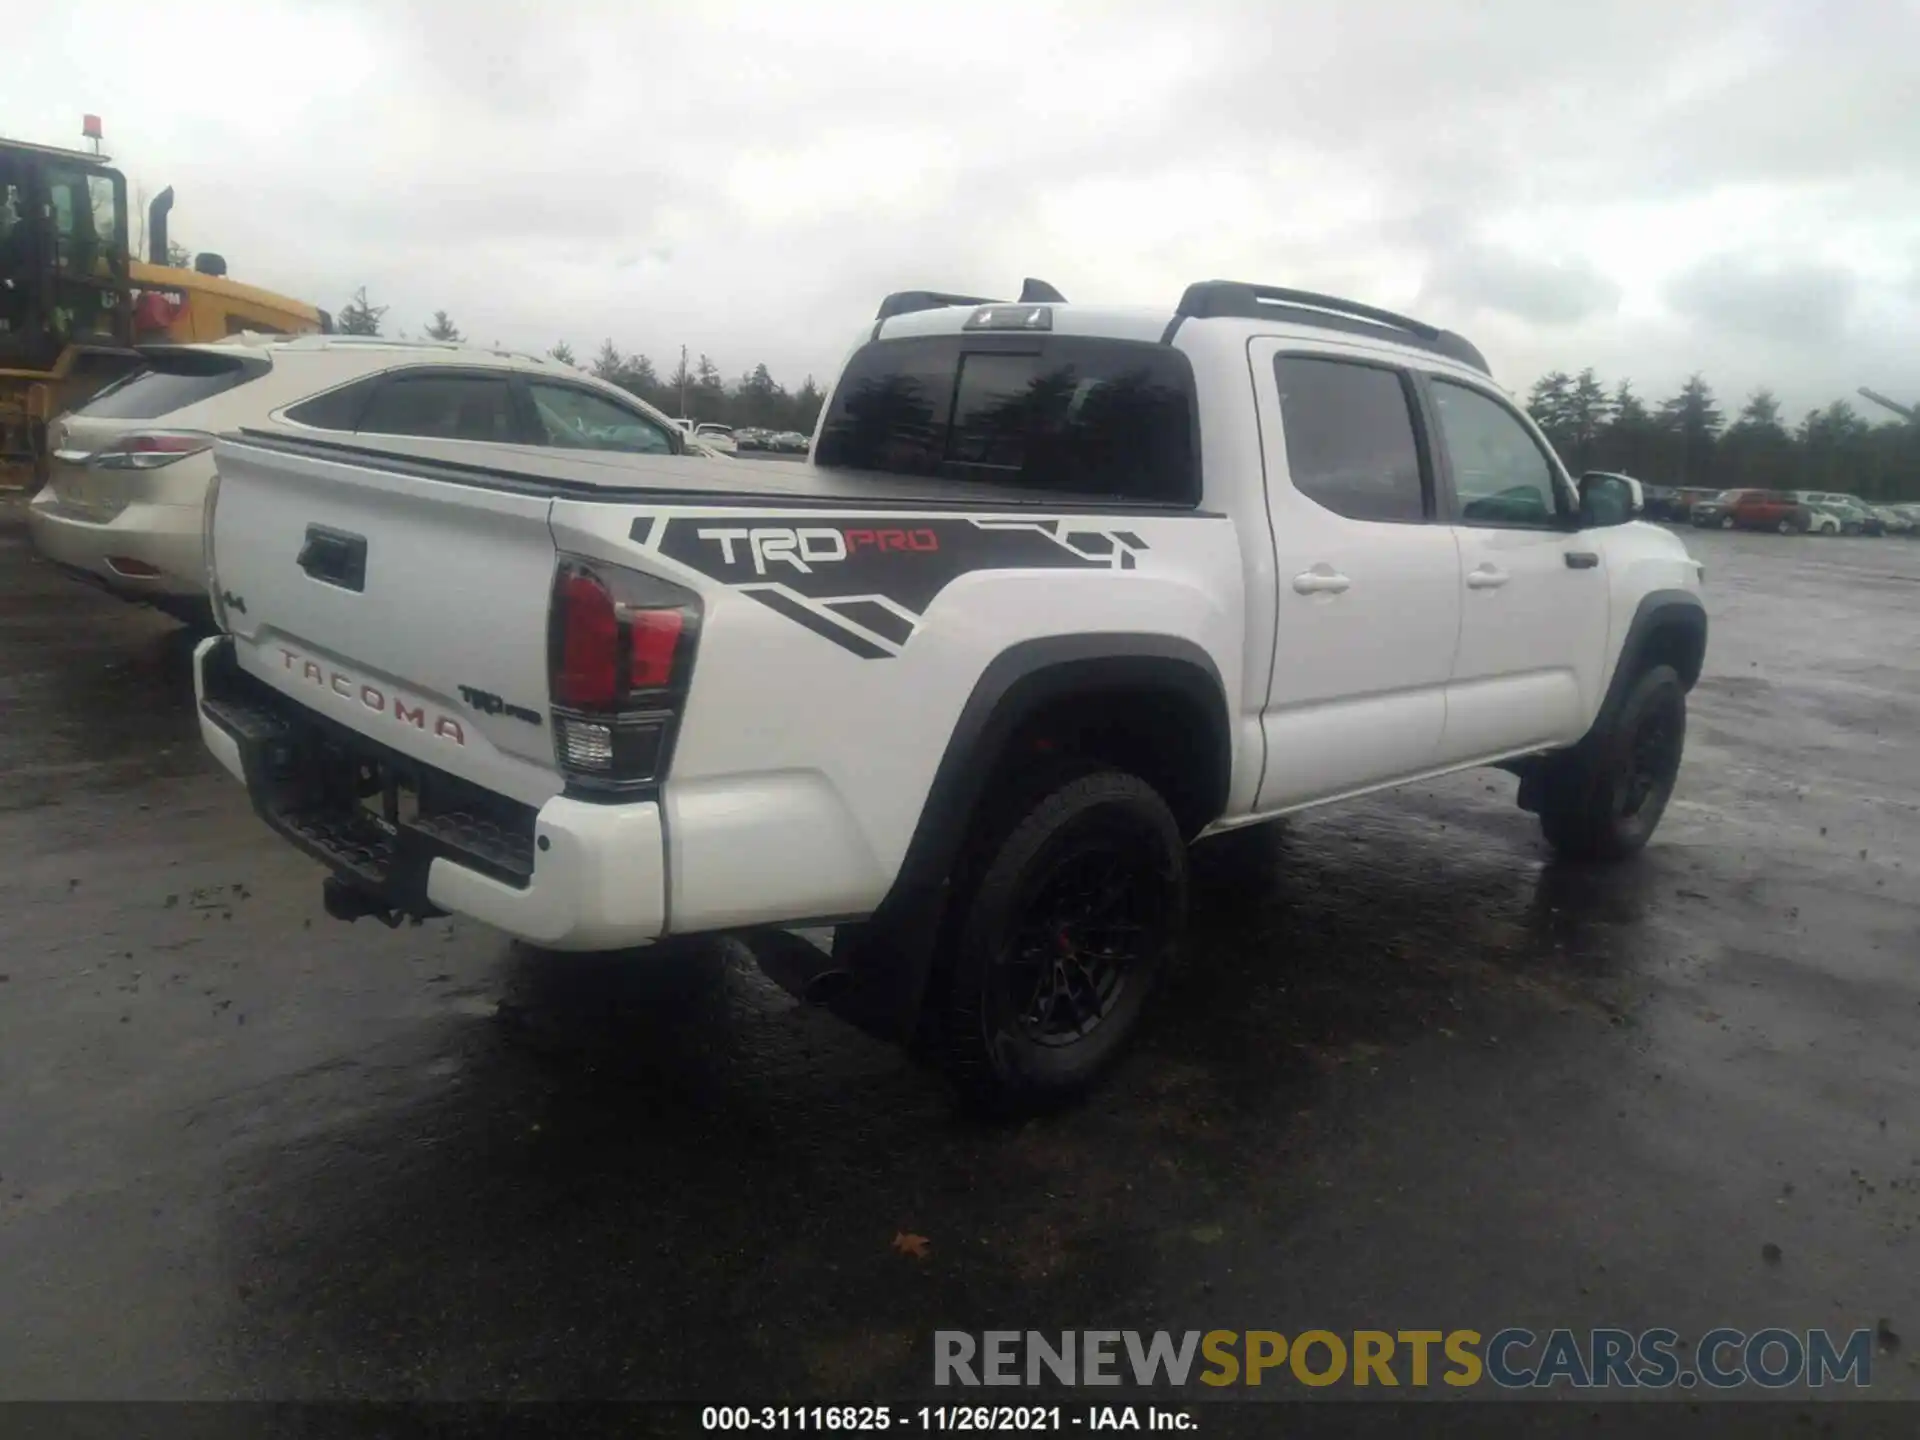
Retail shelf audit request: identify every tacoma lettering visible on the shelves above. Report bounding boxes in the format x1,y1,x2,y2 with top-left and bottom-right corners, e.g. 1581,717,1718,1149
275,648,463,745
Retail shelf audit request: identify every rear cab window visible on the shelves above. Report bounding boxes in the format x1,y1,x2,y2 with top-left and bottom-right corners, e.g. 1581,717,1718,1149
78,349,265,420
814,334,1199,505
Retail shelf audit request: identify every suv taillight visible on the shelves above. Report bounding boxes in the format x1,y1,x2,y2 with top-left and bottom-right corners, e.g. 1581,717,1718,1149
547,556,701,791
92,431,213,469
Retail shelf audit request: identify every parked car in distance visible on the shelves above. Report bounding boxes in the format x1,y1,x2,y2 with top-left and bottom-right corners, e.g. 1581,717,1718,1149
1690,490,1756,528
1795,492,1884,536
1802,506,1843,535
1729,491,1803,534
1606,476,1689,522
30,334,704,625
1877,504,1917,536
690,423,738,455
771,430,809,453
1671,487,1721,523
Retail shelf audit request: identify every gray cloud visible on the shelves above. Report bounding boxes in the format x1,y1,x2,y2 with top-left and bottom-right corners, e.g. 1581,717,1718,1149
1663,257,1858,344
1421,245,1623,327
7,0,1918,414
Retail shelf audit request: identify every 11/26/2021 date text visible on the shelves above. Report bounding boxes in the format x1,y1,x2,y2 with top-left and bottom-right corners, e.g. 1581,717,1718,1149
702,1406,1198,1431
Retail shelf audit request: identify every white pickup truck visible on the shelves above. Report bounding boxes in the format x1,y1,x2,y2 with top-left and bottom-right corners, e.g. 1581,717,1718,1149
195,280,1706,1109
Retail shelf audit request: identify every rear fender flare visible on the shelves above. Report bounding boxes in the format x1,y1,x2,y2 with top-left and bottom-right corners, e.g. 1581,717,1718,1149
838,633,1230,1041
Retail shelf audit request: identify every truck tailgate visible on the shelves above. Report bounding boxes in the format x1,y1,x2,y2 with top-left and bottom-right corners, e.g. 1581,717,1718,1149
210,433,563,808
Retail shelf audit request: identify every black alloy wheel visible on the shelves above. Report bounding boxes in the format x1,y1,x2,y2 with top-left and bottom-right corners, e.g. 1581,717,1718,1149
937,768,1187,1111
1617,690,1684,824
994,830,1174,1049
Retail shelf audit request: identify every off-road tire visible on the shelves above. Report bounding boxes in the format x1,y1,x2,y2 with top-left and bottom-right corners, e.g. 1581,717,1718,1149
1539,664,1687,863
933,768,1186,1114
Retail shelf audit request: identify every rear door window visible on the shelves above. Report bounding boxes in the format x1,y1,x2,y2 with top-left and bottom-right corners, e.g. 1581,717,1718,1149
78,351,263,419
814,335,1198,504
1273,356,1428,522
358,371,518,443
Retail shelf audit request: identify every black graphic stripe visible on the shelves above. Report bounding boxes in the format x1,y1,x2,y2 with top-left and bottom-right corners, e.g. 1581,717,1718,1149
824,600,917,646
646,514,1159,658
746,588,892,659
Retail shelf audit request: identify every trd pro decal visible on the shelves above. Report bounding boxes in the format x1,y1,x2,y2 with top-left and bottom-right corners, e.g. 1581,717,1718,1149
641,516,1149,658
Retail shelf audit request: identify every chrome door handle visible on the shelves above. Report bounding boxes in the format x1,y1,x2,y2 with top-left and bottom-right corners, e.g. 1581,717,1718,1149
1466,565,1511,590
1292,569,1352,595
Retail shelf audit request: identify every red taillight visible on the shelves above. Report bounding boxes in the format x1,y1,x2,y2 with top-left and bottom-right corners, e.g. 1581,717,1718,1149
554,570,619,708
547,557,701,791
628,609,684,689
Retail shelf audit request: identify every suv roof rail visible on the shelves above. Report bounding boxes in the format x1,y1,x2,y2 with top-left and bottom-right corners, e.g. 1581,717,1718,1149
1174,280,1491,375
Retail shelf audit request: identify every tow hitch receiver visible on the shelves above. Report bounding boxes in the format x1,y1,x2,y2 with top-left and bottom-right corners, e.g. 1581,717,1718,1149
322,874,404,929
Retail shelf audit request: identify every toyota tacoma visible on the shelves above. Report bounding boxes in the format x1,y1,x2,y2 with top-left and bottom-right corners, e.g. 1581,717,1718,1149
194,279,1707,1109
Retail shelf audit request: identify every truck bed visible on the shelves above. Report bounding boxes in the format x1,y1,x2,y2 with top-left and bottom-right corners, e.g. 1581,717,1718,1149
228,426,1203,513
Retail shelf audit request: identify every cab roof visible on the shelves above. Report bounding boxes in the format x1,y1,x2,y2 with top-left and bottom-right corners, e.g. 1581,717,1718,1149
869,277,1493,378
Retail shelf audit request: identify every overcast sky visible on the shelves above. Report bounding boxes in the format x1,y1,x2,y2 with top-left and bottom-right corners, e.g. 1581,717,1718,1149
10,0,1919,418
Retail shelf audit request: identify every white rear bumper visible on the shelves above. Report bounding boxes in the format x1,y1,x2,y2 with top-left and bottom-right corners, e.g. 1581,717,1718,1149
194,635,668,951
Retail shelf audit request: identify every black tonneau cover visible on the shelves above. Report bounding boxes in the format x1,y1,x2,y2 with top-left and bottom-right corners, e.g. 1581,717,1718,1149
223,426,1201,513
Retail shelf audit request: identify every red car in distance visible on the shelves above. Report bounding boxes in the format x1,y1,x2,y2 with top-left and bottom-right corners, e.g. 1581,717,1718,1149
1731,491,1807,534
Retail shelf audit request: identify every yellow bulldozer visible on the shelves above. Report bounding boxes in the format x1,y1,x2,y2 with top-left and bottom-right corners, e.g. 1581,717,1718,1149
1,126,327,489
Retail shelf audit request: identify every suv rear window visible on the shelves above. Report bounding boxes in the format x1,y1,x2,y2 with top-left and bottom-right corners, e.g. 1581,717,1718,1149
814,335,1198,504
77,350,263,420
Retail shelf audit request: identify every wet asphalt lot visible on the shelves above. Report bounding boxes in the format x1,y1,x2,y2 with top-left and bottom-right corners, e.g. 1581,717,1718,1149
2,497,1917,1418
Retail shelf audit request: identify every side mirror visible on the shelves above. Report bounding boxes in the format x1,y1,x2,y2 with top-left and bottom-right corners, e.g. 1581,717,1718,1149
1578,472,1642,528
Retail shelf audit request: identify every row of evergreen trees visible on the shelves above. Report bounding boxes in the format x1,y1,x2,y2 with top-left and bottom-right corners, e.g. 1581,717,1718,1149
1524,370,1917,502
332,290,826,435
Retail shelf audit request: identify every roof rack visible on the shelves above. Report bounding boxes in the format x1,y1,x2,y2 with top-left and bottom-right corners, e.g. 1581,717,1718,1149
1174,281,1491,375
874,278,1068,322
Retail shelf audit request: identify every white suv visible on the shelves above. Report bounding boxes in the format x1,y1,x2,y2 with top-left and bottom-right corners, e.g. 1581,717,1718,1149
30,334,704,624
